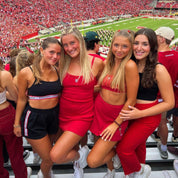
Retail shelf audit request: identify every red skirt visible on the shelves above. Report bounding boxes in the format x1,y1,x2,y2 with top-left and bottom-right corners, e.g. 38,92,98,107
90,94,128,141
60,119,92,137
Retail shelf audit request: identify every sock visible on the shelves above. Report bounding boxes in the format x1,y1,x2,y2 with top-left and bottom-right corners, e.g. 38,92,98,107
161,144,167,151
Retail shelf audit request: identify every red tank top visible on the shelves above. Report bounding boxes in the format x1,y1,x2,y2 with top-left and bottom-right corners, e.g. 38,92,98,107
60,73,96,121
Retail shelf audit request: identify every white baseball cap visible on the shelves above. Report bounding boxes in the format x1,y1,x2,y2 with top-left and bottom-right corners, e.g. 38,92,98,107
155,27,175,41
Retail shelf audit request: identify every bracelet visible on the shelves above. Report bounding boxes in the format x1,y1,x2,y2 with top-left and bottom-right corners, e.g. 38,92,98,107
13,124,21,128
114,120,120,127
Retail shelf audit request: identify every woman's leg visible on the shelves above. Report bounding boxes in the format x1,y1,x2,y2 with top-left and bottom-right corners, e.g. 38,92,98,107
5,134,27,178
117,115,160,175
50,131,82,164
27,135,53,178
87,137,117,168
0,136,9,178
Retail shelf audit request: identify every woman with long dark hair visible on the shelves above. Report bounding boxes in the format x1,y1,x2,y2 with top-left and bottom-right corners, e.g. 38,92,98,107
117,28,174,178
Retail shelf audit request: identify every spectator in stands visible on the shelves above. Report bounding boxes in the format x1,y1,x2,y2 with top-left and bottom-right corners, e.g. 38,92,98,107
84,31,105,62
87,29,139,178
4,48,31,165
0,58,32,178
13,37,63,178
151,27,178,159
117,28,174,177
50,27,103,178
13,49,34,87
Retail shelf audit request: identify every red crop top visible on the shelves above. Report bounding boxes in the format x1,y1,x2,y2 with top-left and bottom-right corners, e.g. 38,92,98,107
101,75,126,93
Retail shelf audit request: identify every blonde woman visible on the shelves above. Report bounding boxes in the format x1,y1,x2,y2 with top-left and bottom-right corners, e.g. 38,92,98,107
13,49,34,87
14,37,63,178
50,27,104,178
87,30,139,178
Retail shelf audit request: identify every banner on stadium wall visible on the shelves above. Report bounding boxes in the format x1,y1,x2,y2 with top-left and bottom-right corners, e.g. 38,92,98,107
21,32,38,40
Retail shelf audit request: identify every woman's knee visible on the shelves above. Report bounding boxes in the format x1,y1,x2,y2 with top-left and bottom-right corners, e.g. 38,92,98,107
50,148,59,163
41,157,53,167
87,154,100,168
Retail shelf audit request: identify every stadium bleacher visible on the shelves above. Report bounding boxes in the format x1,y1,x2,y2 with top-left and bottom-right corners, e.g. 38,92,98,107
5,121,178,177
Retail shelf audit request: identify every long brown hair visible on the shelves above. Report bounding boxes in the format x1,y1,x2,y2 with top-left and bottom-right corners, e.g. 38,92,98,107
32,37,63,84
134,28,158,88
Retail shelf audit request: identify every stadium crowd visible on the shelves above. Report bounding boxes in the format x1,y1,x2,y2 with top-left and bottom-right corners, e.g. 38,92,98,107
0,0,153,58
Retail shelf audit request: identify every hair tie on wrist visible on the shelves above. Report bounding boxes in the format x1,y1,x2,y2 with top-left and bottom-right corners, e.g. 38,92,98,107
114,120,120,127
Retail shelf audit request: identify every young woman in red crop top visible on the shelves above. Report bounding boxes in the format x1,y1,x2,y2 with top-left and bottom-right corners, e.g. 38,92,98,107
86,30,139,178
14,37,63,177
50,27,104,178
116,28,175,177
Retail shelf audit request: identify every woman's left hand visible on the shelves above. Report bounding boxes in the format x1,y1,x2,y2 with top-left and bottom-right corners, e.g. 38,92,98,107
120,105,141,120
100,122,118,141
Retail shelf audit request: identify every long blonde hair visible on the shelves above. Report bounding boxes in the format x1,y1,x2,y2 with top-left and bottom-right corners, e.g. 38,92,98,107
99,29,134,92
16,50,34,76
60,27,92,84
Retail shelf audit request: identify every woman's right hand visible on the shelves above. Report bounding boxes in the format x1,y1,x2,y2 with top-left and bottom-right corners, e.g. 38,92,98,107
14,126,22,137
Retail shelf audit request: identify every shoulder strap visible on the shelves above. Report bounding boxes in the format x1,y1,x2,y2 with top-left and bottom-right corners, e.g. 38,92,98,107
29,65,33,72
29,66,37,83
91,56,95,68
156,62,162,65
53,66,60,80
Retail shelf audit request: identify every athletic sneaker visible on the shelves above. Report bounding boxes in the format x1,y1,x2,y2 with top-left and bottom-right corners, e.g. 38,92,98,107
134,164,151,178
27,167,32,178
3,159,9,167
88,131,94,143
112,154,121,169
157,142,168,159
33,153,41,164
125,173,135,178
150,131,160,142
172,134,178,142
103,169,115,178
78,145,90,168
23,150,30,161
73,161,84,178
37,169,54,178
173,159,178,176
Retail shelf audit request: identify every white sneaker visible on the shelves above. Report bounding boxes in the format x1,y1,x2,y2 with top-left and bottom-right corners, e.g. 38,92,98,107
88,131,94,143
173,159,178,176
78,145,89,168
112,154,121,169
23,150,30,161
134,164,151,178
27,167,32,178
73,161,84,178
103,169,115,178
33,153,41,164
37,169,54,178
125,172,135,178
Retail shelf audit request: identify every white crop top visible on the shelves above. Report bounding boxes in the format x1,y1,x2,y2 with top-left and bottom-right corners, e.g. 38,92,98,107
0,90,7,104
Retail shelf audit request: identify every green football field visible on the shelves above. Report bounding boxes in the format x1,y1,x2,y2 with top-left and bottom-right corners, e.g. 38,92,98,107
29,17,178,44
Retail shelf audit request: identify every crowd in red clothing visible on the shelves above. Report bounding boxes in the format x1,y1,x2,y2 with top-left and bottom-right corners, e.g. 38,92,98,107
156,1,178,8
0,0,173,58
